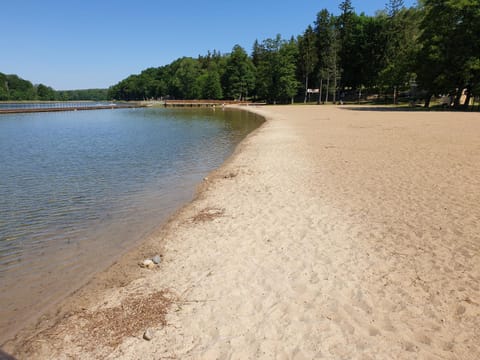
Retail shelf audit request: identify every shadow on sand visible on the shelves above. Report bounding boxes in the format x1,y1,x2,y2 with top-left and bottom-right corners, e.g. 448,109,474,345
340,105,478,113
0,349,16,360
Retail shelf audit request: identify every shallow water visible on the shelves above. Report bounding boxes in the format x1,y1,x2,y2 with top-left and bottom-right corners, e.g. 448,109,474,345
0,107,262,343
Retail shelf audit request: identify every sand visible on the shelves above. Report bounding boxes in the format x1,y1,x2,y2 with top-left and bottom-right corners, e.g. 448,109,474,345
3,105,480,359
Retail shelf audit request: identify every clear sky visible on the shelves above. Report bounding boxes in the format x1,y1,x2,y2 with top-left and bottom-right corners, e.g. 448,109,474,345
1,0,417,90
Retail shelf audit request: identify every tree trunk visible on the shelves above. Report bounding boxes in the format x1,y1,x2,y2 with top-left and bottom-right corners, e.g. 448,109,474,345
318,78,323,105
424,93,432,108
333,76,337,104
325,77,330,103
304,74,308,104
453,87,462,108
463,86,472,109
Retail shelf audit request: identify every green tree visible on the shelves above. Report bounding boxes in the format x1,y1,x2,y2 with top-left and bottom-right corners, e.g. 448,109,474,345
278,37,300,103
5,74,36,100
58,88,108,101
386,0,405,17
36,84,56,100
254,35,281,103
378,2,420,103
351,13,389,91
222,45,255,100
337,0,356,90
298,25,318,103
315,10,340,103
109,74,145,100
416,0,480,107
170,57,202,99
0,72,9,100
254,35,299,103
200,64,223,99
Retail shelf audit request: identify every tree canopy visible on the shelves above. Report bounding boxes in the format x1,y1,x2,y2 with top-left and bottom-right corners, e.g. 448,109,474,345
0,72,108,101
416,0,480,107
108,0,478,107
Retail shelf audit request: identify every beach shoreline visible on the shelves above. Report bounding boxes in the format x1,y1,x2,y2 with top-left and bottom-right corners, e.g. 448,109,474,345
0,105,267,352
0,106,264,347
4,105,480,359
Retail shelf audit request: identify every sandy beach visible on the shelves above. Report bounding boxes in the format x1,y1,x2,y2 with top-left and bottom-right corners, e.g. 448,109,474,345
3,105,480,359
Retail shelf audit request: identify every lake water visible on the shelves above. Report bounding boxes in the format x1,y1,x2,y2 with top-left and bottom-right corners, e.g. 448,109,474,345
0,107,263,343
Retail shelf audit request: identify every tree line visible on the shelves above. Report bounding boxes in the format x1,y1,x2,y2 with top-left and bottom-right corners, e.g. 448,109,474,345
0,72,108,101
109,0,480,108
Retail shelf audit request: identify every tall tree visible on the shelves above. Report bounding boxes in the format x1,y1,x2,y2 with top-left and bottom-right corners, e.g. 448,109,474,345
416,0,480,107
170,57,202,99
36,84,56,100
379,4,420,103
356,14,389,89
386,0,405,17
298,25,318,103
200,64,223,99
278,37,300,103
4,74,36,100
222,45,255,100
337,0,356,90
254,35,282,103
315,9,340,103
0,72,9,100
254,35,299,103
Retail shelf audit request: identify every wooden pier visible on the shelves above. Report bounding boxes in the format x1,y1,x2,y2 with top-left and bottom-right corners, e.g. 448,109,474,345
150,100,252,108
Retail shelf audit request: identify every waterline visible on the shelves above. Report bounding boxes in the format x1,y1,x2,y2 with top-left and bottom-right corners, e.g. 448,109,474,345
0,107,263,343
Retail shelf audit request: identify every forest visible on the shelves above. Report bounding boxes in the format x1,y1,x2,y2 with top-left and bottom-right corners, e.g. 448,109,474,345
0,72,108,101
109,0,480,108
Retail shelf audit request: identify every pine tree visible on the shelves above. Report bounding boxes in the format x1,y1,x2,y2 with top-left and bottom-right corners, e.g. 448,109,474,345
223,45,255,100
298,25,318,103
380,0,412,103
386,0,405,17
337,0,356,90
315,9,340,103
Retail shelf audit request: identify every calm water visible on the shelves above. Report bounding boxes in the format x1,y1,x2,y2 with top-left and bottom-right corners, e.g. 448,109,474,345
0,107,262,343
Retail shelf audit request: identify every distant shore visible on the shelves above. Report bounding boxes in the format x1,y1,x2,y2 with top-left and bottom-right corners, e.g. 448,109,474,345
4,105,480,359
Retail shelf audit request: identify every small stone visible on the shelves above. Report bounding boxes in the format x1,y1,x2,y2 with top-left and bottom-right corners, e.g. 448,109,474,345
141,259,155,269
143,329,153,341
152,255,161,264
456,305,466,315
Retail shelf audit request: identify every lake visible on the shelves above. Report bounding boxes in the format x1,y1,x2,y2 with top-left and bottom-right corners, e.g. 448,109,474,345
0,107,263,343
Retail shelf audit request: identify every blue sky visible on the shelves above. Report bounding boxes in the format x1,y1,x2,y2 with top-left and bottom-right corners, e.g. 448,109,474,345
1,0,417,90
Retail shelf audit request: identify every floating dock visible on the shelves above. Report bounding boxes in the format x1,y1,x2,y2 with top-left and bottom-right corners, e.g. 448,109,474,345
0,103,146,114
0,100,261,114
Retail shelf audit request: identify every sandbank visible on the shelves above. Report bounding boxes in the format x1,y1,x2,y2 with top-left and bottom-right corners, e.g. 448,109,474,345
3,105,480,359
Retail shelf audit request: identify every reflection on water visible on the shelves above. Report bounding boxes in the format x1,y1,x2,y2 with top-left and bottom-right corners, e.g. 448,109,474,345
0,107,263,343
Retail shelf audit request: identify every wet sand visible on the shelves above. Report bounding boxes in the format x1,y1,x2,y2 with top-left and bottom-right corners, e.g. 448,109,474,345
4,105,480,359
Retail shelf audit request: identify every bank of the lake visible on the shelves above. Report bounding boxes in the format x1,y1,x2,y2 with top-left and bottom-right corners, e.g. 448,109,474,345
5,105,480,360
0,107,263,345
